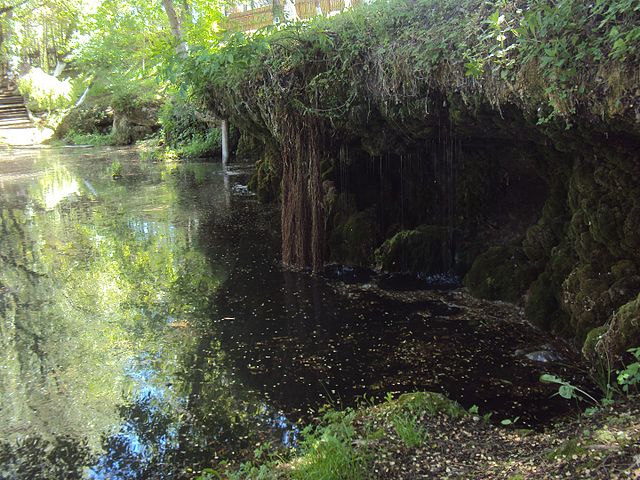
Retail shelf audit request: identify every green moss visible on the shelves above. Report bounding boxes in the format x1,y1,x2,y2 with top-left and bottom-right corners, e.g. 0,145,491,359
248,146,281,203
523,181,569,263
525,272,558,330
596,293,640,362
394,392,466,418
582,325,608,361
374,225,450,274
328,208,378,266
235,133,261,162
463,245,538,303
524,243,576,333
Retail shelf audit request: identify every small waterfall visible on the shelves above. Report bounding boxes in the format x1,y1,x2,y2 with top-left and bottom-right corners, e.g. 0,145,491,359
338,145,349,193
444,125,459,274
428,122,458,275
400,154,405,229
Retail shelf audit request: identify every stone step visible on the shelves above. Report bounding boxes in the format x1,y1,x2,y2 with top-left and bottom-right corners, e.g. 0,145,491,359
0,105,28,112
0,122,33,128
0,80,33,129
0,97,24,104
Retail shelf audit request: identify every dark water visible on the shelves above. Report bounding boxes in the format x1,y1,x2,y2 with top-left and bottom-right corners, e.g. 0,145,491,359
0,147,589,479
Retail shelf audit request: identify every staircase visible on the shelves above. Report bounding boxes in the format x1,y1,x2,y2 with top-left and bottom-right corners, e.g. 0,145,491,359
0,81,32,129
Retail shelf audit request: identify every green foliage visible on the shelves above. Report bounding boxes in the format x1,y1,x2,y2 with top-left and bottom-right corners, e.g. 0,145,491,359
394,392,467,418
17,68,75,113
175,130,221,160
180,0,639,146
539,374,600,405
110,161,123,178
221,391,468,478
2,0,84,74
70,0,171,88
285,407,369,480
617,347,640,394
159,95,222,160
469,404,494,423
65,131,115,147
500,416,520,426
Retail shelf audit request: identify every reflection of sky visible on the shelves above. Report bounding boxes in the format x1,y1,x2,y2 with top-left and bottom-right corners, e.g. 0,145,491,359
89,354,178,480
42,172,80,210
127,219,177,243
270,412,299,448
90,349,300,479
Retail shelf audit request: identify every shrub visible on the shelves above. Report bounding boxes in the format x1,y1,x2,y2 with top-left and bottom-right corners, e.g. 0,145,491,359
18,68,75,112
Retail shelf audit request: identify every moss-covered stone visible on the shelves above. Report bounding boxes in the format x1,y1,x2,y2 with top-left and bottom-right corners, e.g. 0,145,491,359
525,245,575,332
394,392,467,418
463,245,538,303
374,225,451,274
523,179,569,263
328,208,378,266
235,133,262,162
112,102,160,145
582,325,608,361
596,294,640,362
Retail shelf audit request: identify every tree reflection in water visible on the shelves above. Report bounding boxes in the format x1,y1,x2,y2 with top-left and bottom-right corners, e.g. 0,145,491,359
0,152,294,478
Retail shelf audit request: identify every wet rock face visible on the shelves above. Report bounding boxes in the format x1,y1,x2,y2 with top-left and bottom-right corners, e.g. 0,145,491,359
112,103,160,145
559,152,640,341
321,126,640,360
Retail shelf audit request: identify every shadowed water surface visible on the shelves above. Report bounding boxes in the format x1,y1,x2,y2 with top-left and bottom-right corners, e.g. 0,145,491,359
0,147,589,479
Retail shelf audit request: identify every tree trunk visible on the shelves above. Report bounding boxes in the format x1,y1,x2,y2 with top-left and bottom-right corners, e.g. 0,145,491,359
162,0,187,56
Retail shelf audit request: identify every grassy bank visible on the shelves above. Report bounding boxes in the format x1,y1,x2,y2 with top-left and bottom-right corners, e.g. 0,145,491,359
196,391,639,479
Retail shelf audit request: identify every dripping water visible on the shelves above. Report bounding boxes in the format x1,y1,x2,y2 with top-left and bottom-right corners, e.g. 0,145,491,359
400,154,405,229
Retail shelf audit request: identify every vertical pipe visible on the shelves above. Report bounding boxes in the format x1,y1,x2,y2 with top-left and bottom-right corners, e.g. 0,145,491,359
221,119,229,169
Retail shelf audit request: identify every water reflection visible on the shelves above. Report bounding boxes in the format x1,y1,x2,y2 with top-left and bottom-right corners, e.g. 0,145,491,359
0,148,588,478
0,150,292,478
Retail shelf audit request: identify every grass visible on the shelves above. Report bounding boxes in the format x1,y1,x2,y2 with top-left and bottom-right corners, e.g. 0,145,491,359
213,392,466,479
391,413,429,447
64,131,115,146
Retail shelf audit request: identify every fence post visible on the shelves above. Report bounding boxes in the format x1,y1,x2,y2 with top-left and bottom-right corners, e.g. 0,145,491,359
221,119,229,169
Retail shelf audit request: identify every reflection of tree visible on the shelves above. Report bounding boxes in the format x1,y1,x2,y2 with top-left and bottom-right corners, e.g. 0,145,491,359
0,156,235,475
0,434,93,480
0,155,302,478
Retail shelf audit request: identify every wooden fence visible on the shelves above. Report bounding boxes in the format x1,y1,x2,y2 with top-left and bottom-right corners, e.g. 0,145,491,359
226,0,362,32
226,5,274,32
